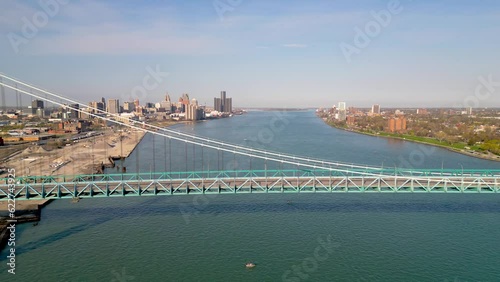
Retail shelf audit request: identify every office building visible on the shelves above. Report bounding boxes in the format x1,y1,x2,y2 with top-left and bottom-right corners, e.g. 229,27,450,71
371,104,380,115
107,99,120,114
67,104,79,119
31,99,44,115
89,101,105,114
123,101,136,113
337,102,346,121
214,91,233,113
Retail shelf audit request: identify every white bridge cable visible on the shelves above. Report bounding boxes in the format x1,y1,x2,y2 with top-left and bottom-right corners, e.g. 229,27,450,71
5,72,480,176
1,74,498,182
1,82,498,183
0,75,492,179
0,82,377,176
0,73,387,171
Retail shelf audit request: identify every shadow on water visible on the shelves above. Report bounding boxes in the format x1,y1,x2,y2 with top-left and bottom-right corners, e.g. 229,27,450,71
0,197,166,260
3,194,500,259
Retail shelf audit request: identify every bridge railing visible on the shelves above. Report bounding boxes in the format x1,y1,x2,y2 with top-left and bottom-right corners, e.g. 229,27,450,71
2,168,500,185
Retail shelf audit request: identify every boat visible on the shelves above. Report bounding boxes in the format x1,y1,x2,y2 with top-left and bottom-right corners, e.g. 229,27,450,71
245,262,256,268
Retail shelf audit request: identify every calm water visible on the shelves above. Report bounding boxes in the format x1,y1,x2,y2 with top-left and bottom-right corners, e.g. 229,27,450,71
2,111,500,281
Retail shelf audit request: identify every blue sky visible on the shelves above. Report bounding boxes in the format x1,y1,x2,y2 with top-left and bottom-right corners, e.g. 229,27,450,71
1,0,499,108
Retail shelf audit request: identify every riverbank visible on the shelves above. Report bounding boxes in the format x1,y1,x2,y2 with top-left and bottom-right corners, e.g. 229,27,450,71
0,120,186,244
1,128,147,176
322,120,500,162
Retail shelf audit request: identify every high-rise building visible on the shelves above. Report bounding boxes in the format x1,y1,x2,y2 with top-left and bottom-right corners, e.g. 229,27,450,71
67,104,79,119
214,91,232,113
337,102,346,121
181,93,190,104
388,117,407,132
123,101,136,113
225,98,232,113
214,98,222,112
371,104,380,114
107,99,120,114
31,99,44,115
89,101,105,114
186,103,201,121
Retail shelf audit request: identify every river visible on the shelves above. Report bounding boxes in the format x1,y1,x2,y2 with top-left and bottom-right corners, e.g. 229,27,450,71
1,110,499,281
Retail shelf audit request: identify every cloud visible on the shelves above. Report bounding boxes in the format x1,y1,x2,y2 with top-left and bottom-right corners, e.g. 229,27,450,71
283,43,307,48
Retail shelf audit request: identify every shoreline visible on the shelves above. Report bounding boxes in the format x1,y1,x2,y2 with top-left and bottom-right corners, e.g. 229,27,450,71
0,119,186,251
320,119,500,162
0,199,52,252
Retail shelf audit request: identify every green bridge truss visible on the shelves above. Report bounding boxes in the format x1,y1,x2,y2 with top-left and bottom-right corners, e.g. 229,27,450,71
1,169,499,200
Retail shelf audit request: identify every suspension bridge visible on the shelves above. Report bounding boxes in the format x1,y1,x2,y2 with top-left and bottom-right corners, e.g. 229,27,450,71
0,73,499,200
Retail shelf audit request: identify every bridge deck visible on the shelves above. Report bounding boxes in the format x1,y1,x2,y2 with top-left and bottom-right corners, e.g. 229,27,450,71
1,172,499,200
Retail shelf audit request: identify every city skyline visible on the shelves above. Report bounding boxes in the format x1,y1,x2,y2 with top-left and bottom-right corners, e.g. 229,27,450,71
1,0,499,108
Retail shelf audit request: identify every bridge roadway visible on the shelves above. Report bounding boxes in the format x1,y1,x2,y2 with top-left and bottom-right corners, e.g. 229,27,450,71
1,170,499,200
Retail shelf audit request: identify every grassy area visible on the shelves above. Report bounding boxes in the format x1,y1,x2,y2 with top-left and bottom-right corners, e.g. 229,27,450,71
378,132,462,149
327,122,493,155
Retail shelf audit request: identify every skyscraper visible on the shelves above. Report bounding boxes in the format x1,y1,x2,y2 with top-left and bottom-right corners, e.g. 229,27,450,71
214,91,232,113
186,103,198,121
107,99,120,114
89,101,105,114
337,102,346,121
68,104,79,119
371,104,380,114
214,97,222,112
123,102,136,113
31,99,44,115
